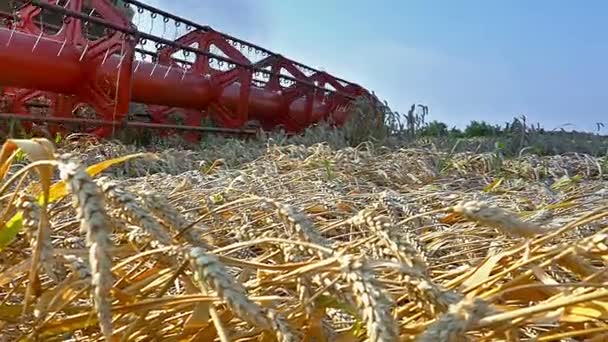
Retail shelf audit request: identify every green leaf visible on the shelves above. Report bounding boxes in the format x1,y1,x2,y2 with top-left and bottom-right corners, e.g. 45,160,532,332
350,320,366,338
0,213,23,253
315,295,358,317
483,177,504,193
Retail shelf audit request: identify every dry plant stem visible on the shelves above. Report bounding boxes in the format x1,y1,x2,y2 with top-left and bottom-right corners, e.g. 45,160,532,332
210,237,335,258
182,197,261,232
397,207,450,226
0,160,57,198
206,289,231,342
58,156,114,339
119,261,189,342
111,246,177,271
537,326,608,342
1,170,30,225
256,197,337,320
94,294,284,313
377,192,428,259
23,278,91,342
461,209,608,291
483,234,608,299
379,260,462,317
476,289,608,330
256,197,332,249
256,199,371,325
350,209,459,316
456,205,608,295
350,208,427,272
532,206,608,246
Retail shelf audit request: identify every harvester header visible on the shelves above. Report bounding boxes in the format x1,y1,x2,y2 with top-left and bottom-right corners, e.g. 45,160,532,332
0,0,378,141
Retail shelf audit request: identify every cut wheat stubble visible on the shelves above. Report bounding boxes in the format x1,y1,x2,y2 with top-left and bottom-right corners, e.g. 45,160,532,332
4,135,608,341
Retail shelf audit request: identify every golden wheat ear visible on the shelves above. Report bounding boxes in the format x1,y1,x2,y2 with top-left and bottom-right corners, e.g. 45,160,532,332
95,177,173,247
57,156,114,340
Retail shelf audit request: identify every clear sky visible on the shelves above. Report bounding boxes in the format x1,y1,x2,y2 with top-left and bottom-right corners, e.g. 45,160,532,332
139,0,607,132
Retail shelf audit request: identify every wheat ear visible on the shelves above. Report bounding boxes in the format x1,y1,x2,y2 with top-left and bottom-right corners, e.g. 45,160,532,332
187,247,271,329
416,296,494,342
350,208,459,316
16,194,64,283
351,208,427,272
339,255,398,342
378,191,428,259
58,156,113,339
452,200,548,238
138,190,212,249
96,178,173,246
266,309,301,342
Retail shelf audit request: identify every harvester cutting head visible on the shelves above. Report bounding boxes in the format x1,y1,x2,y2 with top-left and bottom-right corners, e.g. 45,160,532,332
0,0,381,142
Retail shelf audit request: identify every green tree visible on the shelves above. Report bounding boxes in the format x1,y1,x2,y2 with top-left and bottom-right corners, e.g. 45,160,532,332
464,120,501,137
449,126,464,138
420,120,449,137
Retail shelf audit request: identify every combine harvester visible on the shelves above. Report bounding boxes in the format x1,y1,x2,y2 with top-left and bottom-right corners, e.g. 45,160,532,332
0,0,381,142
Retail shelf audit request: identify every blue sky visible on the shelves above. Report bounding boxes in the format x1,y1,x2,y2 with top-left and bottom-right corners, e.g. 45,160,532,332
140,0,607,132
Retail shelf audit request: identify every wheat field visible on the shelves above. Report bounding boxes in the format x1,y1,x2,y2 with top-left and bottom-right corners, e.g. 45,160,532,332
1,134,608,342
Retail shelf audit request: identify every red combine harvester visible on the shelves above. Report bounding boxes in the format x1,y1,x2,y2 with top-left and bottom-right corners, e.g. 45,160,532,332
0,0,380,142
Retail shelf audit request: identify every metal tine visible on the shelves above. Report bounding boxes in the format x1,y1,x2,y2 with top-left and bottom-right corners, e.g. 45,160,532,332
161,14,168,39
136,5,142,27
6,23,17,47
116,41,127,70
79,38,90,61
163,62,172,79
58,37,68,56
134,50,144,72
100,29,120,65
173,19,179,41
32,30,44,52
150,57,159,77
149,10,155,35
181,63,188,81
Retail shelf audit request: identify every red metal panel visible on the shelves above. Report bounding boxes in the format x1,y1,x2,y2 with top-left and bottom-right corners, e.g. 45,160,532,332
0,0,378,140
